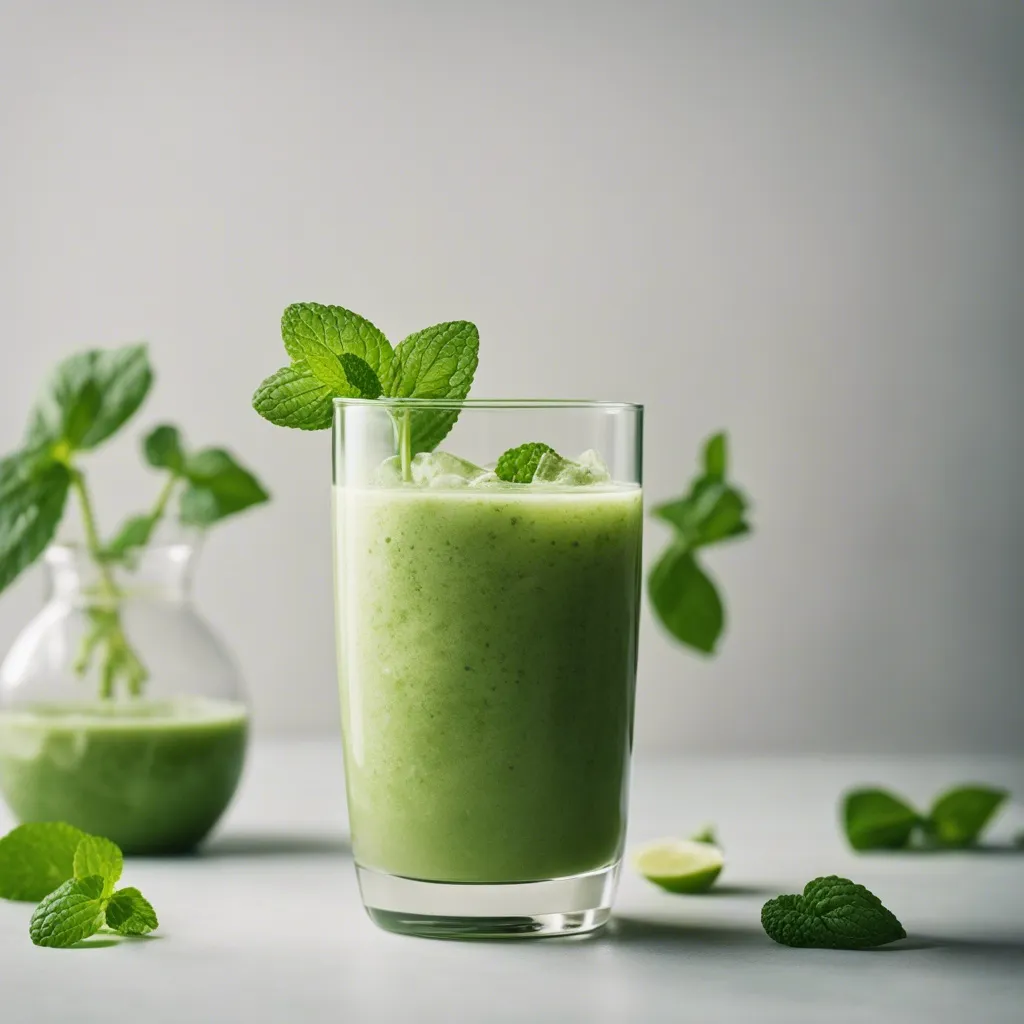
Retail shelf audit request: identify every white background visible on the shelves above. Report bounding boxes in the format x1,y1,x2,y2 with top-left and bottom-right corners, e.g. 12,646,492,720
0,0,1021,753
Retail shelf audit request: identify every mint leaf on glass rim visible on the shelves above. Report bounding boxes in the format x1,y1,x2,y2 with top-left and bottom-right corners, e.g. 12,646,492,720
0,822,86,902
105,887,159,936
281,302,394,383
253,362,335,431
340,354,384,399
0,450,72,595
843,788,920,851
926,785,1008,848
29,875,108,948
385,321,479,455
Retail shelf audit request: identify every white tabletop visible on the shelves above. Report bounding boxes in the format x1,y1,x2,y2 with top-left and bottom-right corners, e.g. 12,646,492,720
1,742,1022,1023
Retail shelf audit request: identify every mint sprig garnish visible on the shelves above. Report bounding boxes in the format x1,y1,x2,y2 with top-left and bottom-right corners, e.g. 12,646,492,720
761,876,906,949
252,304,479,455
842,784,1009,850
648,432,751,653
0,823,159,947
495,443,556,483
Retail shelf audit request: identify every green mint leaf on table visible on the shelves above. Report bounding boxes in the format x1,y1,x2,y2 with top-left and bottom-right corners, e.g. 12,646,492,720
73,835,123,898
0,449,71,594
843,788,920,851
386,321,479,454
495,443,556,483
29,875,108,948
761,876,906,950
253,362,336,431
281,302,394,384
648,432,751,654
340,353,384,399
105,887,159,936
179,449,270,526
925,785,1007,848
648,545,723,654
26,344,152,452
144,423,186,473
0,822,86,901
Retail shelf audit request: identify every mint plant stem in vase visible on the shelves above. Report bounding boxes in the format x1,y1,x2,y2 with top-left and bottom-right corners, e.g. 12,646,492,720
0,345,270,854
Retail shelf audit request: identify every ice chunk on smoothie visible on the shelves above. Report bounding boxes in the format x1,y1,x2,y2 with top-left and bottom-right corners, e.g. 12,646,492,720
534,449,610,486
373,456,404,486
411,451,486,487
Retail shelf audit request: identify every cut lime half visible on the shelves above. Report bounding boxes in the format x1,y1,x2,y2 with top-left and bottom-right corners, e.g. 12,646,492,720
632,839,725,894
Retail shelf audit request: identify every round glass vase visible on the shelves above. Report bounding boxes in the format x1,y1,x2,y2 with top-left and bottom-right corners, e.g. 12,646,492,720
0,543,248,854
333,398,643,938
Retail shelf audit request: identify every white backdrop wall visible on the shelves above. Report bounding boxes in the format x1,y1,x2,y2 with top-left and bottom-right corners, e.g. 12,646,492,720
1,0,1021,753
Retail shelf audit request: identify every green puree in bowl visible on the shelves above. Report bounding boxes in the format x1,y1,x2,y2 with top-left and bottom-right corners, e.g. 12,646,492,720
335,481,643,883
0,697,247,854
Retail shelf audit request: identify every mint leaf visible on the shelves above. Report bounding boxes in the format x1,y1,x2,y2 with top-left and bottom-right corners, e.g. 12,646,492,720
73,835,123,898
703,432,727,480
339,354,383,399
691,825,719,846
648,544,724,653
281,302,394,383
926,785,1008,848
0,449,71,595
29,875,107,948
495,443,556,483
105,886,158,936
386,321,479,453
179,448,270,526
103,514,157,560
653,478,749,549
296,337,354,394
0,822,86,901
761,875,906,949
27,344,152,452
253,362,334,431
843,788,920,850
144,424,186,473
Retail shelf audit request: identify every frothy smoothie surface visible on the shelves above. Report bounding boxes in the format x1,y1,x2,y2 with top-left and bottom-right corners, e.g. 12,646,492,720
0,697,247,854
335,477,643,883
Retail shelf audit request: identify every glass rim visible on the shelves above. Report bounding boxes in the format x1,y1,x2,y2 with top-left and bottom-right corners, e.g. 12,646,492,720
332,397,643,412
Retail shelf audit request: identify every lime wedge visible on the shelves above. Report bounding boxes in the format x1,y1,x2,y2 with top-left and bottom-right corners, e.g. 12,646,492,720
632,839,724,894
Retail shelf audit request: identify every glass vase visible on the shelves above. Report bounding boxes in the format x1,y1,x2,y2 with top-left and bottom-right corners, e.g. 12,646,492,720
333,398,643,938
0,542,248,854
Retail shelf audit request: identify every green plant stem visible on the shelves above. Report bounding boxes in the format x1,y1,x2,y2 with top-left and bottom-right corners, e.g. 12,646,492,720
69,468,147,699
148,472,177,524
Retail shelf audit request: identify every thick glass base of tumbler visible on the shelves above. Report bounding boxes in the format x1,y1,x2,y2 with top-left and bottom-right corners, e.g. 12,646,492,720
356,862,619,939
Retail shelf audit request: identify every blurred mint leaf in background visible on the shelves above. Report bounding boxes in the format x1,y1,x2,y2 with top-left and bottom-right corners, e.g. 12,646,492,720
0,450,71,594
648,432,751,655
144,424,186,473
926,785,1008,848
179,449,270,526
26,344,152,452
843,788,920,850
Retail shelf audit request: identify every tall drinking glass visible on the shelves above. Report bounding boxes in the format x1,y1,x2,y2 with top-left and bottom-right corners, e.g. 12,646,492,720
333,399,643,938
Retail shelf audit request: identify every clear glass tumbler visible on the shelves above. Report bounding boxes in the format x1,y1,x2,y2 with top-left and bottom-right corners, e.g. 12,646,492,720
333,399,643,938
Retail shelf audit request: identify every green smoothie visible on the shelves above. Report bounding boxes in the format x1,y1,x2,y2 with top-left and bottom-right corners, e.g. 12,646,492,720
335,478,642,883
0,697,247,854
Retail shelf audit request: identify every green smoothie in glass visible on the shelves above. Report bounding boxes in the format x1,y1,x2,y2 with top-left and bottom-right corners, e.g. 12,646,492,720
335,459,642,884
0,697,247,854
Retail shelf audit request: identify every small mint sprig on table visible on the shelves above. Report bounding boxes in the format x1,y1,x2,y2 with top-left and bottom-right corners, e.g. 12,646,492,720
649,432,752,654
0,344,270,700
761,875,906,950
0,823,159,947
842,784,1009,851
251,303,480,469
